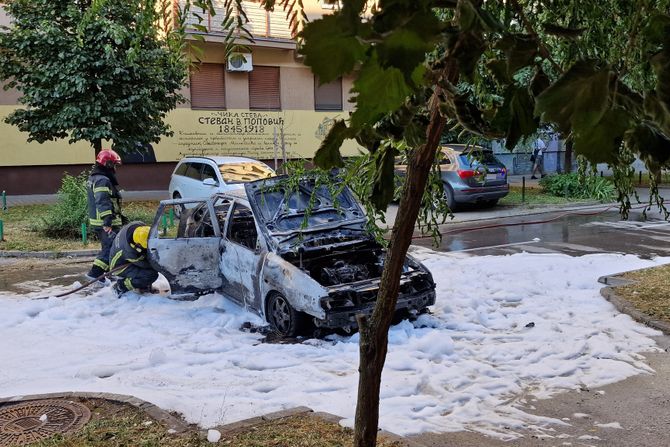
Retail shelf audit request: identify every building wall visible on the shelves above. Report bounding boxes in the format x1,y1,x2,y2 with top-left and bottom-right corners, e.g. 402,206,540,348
0,4,360,195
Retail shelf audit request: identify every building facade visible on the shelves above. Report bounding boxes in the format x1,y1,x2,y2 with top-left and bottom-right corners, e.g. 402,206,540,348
0,1,358,194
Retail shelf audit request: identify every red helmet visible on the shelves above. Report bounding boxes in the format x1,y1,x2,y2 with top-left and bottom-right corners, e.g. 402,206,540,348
96,149,122,167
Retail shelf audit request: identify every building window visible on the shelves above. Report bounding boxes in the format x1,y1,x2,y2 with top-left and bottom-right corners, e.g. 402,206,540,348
314,76,342,111
190,63,225,109
249,66,281,110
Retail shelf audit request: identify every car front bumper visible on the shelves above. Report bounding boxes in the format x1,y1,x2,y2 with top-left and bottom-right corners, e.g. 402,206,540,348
315,289,436,330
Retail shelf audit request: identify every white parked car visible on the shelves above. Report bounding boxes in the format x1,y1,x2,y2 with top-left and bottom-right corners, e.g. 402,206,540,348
168,156,275,203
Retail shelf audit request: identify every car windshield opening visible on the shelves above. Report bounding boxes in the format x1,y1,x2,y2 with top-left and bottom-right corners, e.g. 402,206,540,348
254,184,358,231
218,162,274,184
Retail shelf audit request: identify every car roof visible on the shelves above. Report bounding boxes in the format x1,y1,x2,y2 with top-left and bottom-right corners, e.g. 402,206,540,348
179,155,268,165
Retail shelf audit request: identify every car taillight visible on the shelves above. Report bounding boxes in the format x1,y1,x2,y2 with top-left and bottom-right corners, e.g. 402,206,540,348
457,169,476,179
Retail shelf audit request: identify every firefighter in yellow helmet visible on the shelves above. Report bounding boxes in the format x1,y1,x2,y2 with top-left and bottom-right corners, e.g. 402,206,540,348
108,221,158,297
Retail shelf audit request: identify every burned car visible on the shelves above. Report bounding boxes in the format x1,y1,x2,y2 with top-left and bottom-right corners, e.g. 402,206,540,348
147,176,436,336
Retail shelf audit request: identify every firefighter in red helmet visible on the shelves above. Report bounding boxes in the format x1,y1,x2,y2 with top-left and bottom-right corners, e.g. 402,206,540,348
86,149,125,281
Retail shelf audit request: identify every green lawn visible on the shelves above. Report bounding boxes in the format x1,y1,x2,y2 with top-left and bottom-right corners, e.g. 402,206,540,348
499,186,591,207
0,201,158,252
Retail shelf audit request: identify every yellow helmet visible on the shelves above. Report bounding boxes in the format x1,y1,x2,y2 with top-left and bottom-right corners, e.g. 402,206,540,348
133,226,150,249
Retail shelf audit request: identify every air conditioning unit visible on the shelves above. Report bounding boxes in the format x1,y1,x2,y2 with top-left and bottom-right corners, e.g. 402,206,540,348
227,53,253,72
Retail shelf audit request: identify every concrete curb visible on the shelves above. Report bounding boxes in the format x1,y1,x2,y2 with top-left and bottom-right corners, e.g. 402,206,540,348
0,249,97,259
210,407,425,446
0,391,190,434
599,271,670,335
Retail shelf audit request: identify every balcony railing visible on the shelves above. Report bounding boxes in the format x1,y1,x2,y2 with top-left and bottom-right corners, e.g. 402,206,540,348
180,0,294,41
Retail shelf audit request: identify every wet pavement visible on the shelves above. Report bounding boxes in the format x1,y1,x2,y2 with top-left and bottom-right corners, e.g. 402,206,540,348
414,209,670,259
0,259,89,295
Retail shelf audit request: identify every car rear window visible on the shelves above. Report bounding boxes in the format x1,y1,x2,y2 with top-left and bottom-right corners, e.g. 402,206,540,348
219,162,275,184
458,152,499,167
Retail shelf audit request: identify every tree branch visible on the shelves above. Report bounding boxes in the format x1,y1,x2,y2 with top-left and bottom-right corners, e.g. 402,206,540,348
508,0,563,74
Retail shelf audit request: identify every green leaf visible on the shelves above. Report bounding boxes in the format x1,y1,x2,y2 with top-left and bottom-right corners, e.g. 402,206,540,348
453,94,502,138
495,34,538,76
644,92,670,136
486,59,510,85
313,119,349,169
615,82,644,117
505,87,539,150
535,60,612,134
370,145,396,211
530,67,550,98
377,27,434,84
626,122,670,166
573,108,631,164
456,0,478,32
541,23,585,39
450,31,485,79
350,54,412,130
651,49,670,115
644,14,670,46
299,14,367,84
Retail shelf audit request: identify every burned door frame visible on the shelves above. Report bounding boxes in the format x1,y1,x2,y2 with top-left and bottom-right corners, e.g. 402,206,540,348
148,199,225,297
219,200,266,310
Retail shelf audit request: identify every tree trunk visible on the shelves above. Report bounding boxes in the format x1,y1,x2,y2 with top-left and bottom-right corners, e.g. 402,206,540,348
564,138,573,173
353,94,449,447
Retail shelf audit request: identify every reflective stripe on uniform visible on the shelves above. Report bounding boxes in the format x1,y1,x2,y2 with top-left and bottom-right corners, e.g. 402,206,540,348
124,277,134,291
93,187,112,194
110,250,123,269
93,259,109,270
99,210,113,217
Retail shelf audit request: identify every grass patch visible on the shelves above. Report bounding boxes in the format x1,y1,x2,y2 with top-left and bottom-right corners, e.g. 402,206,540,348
24,399,401,447
499,186,590,207
0,201,159,252
618,264,670,324
222,415,402,447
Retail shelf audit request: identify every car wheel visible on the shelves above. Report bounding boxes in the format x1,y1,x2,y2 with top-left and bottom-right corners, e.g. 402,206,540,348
266,292,304,337
443,184,456,211
483,198,499,208
172,192,182,218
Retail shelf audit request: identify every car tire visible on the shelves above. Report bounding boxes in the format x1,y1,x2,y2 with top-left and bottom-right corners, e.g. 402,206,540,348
483,198,499,208
172,192,182,218
266,292,305,337
443,184,456,211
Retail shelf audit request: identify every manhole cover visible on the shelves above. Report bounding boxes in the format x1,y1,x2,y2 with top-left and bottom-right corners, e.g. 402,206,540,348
0,399,91,446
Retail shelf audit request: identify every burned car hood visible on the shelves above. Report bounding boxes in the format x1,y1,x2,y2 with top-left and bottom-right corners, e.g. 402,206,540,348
245,175,370,253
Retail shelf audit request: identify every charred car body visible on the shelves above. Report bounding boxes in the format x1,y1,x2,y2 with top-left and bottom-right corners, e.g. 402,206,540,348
147,176,436,336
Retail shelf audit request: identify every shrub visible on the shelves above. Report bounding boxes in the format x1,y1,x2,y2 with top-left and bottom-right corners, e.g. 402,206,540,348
37,171,90,239
539,173,615,202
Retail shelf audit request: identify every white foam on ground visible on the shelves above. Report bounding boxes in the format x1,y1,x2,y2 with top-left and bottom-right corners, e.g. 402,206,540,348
0,251,666,439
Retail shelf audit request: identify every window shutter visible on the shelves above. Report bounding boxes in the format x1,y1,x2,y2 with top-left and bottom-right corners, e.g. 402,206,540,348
314,76,342,111
190,63,225,109
249,66,281,110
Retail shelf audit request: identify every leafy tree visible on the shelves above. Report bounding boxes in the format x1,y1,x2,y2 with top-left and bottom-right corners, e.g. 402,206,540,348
0,0,188,154
192,1,670,446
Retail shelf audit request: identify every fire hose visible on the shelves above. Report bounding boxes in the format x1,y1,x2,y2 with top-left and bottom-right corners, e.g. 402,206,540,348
31,263,129,301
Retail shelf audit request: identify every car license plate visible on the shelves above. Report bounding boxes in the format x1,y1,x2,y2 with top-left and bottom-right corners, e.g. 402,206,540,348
486,173,497,181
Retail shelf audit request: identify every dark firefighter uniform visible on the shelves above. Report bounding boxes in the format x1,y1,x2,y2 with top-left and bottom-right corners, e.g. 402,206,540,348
109,221,158,296
86,165,123,278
